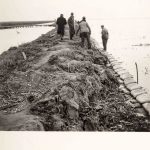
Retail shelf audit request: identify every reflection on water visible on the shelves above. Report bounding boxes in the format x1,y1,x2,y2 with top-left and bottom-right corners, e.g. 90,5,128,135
0,26,54,54
89,19,150,92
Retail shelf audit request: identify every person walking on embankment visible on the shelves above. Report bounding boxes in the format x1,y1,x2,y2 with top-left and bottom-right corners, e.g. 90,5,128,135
56,14,67,40
101,25,109,51
68,12,75,40
76,17,91,49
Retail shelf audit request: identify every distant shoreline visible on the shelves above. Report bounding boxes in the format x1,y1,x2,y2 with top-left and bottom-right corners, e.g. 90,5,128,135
0,20,56,29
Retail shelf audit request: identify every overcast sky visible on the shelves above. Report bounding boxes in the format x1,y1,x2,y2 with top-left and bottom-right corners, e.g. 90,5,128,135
0,0,150,21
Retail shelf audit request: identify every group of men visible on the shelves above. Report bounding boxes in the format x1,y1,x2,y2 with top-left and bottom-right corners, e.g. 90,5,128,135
56,13,109,51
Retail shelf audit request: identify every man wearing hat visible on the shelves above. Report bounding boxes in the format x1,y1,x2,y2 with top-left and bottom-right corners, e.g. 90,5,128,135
68,13,75,40
76,17,91,49
101,25,109,51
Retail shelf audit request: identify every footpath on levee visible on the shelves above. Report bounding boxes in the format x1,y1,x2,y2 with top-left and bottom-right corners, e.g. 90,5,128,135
0,25,150,131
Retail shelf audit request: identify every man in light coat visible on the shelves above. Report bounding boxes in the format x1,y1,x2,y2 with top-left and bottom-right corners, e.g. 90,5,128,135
76,17,91,49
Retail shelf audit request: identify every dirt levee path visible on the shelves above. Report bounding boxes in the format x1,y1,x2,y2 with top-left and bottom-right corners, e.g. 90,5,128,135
0,27,150,131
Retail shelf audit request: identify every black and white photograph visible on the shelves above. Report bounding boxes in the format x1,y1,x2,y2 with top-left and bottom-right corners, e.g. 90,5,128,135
0,0,150,148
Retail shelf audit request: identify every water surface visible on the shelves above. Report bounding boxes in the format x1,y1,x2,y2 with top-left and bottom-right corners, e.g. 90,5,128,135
0,26,53,54
89,18,150,92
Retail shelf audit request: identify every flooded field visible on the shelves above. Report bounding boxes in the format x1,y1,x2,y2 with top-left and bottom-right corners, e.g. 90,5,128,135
0,26,54,54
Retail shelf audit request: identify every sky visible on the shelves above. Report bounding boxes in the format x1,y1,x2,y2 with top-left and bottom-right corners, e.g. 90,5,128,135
0,0,150,21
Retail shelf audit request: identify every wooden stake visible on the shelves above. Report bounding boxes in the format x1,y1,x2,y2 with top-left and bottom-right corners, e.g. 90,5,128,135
22,51,27,60
135,62,139,84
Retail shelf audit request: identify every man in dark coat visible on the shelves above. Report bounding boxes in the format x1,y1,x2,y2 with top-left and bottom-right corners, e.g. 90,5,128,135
68,12,75,40
101,25,109,51
56,14,67,40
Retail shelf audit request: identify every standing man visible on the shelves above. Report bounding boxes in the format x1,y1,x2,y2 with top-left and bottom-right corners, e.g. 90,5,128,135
68,12,75,40
56,14,67,40
76,17,91,49
101,25,109,51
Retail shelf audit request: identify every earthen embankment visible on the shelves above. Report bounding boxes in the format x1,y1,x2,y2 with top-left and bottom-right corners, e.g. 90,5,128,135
0,26,150,131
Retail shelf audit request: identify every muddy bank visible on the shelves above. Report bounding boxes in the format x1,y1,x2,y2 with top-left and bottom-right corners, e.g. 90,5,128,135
0,27,150,131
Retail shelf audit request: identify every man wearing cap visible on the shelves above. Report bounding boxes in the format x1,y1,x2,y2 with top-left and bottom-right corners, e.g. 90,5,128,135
56,14,67,40
76,17,91,49
101,25,109,51
68,13,75,40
